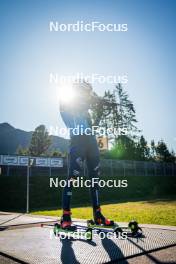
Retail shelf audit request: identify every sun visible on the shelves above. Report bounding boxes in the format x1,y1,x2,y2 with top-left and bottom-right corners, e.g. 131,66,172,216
58,83,75,104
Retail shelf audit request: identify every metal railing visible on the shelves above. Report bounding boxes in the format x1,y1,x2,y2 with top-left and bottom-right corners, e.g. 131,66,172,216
100,159,176,177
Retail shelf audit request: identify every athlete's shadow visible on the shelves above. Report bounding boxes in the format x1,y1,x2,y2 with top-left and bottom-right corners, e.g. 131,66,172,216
101,235,129,264
60,233,129,264
60,237,96,264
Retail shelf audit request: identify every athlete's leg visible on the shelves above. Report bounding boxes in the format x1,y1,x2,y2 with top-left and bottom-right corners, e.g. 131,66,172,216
86,135,100,210
61,136,86,228
86,135,114,226
62,135,85,211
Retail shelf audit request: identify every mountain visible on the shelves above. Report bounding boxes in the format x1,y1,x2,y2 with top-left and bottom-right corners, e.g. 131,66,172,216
0,123,69,154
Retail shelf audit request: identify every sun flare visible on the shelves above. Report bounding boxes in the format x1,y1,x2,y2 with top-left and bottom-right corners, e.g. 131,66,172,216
58,84,75,103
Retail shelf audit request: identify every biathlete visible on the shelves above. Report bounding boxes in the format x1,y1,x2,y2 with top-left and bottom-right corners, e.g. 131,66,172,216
59,80,114,230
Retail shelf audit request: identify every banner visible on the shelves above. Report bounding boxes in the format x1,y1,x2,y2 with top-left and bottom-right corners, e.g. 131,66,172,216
35,157,49,167
0,155,63,168
2,156,18,165
50,158,63,167
18,156,28,166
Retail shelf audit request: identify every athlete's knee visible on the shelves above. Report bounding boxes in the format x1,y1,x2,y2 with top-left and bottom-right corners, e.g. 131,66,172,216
76,157,83,168
92,161,100,177
92,177,99,190
69,157,83,179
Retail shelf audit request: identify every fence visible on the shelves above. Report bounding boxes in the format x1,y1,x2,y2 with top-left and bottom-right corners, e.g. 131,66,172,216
0,156,175,213
0,155,175,177
100,159,176,177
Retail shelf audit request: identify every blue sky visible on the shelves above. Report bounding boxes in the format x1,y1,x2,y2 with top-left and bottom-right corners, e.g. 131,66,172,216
1,0,176,150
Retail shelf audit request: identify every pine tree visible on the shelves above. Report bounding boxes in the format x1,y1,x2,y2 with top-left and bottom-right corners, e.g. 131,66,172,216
91,83,139,141
114,83,139,136
155,140,172,162
29,125,51,156
150,140,156,160
109,135,137,160
137,135,150,160
169,150,176,163
91,90,116,129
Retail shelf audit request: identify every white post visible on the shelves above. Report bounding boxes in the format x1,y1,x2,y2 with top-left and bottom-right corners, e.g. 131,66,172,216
26,164,30,213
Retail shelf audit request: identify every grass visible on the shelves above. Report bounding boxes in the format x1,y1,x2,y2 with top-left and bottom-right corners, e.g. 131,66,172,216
32,198,176,226
1,174,175,212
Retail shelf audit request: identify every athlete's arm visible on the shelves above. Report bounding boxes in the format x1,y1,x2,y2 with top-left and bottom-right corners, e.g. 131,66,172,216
89,92,117,107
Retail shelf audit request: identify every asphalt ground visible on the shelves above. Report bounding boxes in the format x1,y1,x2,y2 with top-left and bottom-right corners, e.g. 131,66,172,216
0,212,176,264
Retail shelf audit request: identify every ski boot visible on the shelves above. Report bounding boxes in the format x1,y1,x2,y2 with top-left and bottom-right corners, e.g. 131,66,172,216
60,210,76,231
94,207,114,226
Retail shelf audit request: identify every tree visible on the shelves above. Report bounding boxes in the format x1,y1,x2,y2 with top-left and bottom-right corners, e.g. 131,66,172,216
169,150,176,163
29,125,51,156
91,90,116,130
150,140,156,160
108,135,137,160
114,83,138,136
51,150,62,157
16,145,29,155
91,83,139,142
155,140,172,162
136,136,150,160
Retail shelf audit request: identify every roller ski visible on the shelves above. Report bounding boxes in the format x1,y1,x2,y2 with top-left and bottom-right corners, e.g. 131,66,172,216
54,211,92,240
87,216,143,238
93,207,115,226
114,220,143,238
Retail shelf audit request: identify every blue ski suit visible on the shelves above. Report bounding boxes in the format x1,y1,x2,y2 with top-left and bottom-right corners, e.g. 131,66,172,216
60,98,100,210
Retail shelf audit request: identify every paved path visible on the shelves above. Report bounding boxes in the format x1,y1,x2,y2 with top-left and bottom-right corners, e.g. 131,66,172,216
0,212,176,264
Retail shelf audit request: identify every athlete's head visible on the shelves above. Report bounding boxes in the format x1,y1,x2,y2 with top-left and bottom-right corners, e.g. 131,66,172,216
72,79,93,98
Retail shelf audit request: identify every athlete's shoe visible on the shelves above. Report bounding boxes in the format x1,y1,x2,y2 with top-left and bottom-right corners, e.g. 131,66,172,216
60,210,76,231
94,207,114,226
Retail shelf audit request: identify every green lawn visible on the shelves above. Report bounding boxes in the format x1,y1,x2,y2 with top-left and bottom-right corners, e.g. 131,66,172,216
32,199,176,226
